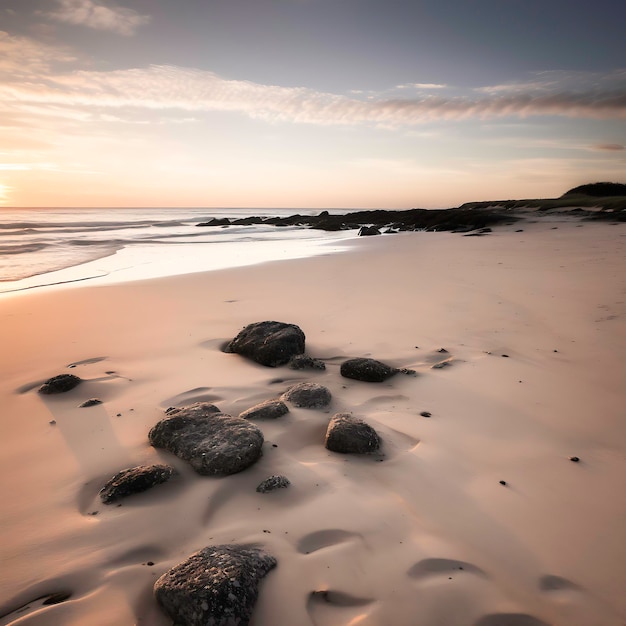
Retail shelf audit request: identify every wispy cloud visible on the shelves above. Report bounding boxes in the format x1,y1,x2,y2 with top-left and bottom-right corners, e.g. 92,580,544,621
591,143,624,151
44,0,150,36
396,83,448,90
0,37,625,128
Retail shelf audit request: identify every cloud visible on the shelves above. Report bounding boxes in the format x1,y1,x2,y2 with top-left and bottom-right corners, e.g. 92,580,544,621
45,0,150,35
0,39,624,128
0,31,75,75
396,83,448,90
591,143,624,151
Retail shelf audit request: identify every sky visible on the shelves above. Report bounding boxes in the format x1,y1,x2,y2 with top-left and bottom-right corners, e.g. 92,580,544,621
0,0,625,208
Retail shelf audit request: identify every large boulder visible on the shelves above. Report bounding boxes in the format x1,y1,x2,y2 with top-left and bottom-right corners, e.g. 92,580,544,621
224,321,306,367
325,413,381,454
239,398,289,420
154,544,277,626
99,464,175,504
149,403,264,476
38,374,82,394
281,382,332,409
340,358,399,382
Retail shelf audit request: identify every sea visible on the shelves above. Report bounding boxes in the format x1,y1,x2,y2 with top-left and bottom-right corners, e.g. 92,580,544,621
0,207,356,295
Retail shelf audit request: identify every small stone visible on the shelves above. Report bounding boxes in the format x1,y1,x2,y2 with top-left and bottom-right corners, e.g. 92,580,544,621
499,480,507,486
420,411,432,418
340,358,399,382
79,398,102,408
325,413,381,454
288,355,326,371
99,464,175,504
49,420,57,425
147,561,155,566
239,399,289,420
281,382,331,408
256,475,291,493
501,354,510,358
38,374,82,394
569,456,580,463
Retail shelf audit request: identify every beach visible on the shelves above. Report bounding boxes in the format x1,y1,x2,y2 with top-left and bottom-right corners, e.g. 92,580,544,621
1,216,625,625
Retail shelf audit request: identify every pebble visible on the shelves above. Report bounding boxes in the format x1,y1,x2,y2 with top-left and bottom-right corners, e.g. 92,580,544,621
420,411,432,418
569,456,580,463
499,480,507,486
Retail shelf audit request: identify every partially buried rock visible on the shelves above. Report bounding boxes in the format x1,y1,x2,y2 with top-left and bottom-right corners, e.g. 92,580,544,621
340,358,399,382
239,398,288,420
256,475,291,493
288,354,326,371
281,382,331,408
325,413,381,454
38,374,82,395
149,403,264,476
224,321,306,367
154,544,277,626
99,464,175,504
358,226,381,236
79,398,102,408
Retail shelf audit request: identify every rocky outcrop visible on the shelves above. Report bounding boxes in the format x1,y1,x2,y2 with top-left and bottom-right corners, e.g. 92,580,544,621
358,226,381,236
99,464,175,504
239,398,289,420
154,544,277,626
149,403,264,476
340,358,399,382
325,413,381,454
256,475,291,493
224,321,306,367
281,382,332,408
38,374,82,394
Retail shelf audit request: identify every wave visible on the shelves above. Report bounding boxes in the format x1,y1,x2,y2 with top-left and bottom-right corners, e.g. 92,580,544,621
0,242,49,255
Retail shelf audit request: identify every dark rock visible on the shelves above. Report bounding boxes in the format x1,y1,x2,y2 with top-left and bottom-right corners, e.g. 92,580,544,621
358,226,381,236
38,374,82,394
196,217,231,227
499,480,507,486
79,398,102,408
239,399,289,420
154,544,277,626
224,321,306,367
99,464,175,504
325,413,381,454
165,402,221,417
256,475,291,493
569,456,580,463
420,411,432,417
149,403,264,476
281,382,331,408
340,358,399,382
288,355,326,371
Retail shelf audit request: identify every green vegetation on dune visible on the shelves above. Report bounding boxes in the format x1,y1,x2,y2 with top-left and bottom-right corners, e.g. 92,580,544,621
458,182,626,216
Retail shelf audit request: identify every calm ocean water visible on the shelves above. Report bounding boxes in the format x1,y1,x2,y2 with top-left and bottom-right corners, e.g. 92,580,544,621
0,207,355,294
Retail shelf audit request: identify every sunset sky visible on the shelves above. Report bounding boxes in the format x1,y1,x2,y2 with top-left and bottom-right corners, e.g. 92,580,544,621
1,0,625,208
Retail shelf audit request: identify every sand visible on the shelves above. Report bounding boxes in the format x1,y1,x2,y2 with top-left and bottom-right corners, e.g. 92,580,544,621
0,216,625,626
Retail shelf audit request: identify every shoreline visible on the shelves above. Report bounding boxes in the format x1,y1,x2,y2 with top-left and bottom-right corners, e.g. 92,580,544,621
1,217,625,625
